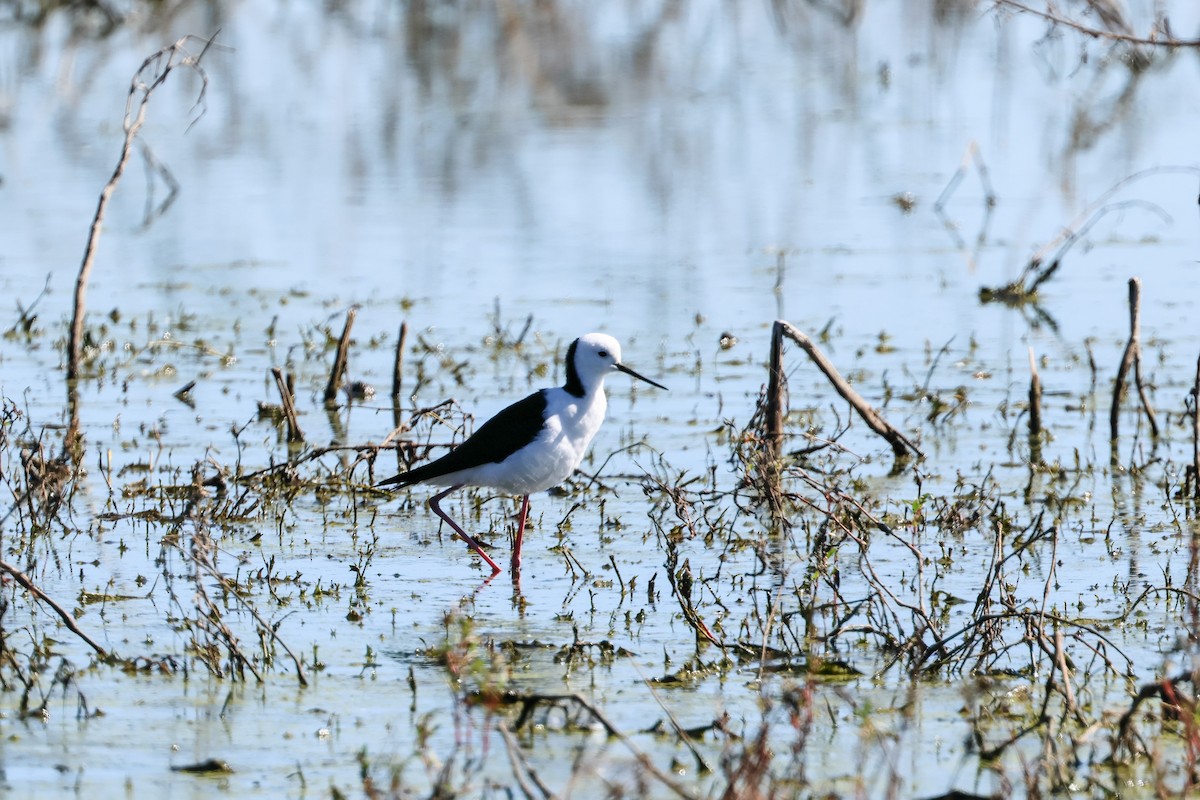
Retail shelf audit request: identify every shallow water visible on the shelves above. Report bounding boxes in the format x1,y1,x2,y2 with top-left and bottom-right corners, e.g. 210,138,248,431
1,1,1200,797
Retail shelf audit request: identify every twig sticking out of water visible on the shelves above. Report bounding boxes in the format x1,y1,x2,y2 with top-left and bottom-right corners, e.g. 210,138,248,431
1028,347,1044,467
391,320,409,431
760,322,789,517
1110,277,1158,443
67,33,217,383
324,306,358,405
271,368,305,444
391,321,408,399
770,320,923,461
0,559,108,659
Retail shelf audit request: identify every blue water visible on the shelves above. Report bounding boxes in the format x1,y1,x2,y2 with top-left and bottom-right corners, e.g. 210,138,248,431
1,1,1199,796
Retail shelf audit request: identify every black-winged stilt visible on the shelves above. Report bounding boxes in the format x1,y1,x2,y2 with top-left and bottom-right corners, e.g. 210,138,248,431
379,333,666,576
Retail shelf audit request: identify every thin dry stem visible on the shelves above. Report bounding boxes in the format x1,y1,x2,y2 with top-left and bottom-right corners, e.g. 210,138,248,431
774,320,923,460
1110,277,1158,443
0,559,109,659
324,306,358,405
68,34,215,382
271,368,305,444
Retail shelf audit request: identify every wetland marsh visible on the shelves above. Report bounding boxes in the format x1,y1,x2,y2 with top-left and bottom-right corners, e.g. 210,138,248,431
2,1,1200,797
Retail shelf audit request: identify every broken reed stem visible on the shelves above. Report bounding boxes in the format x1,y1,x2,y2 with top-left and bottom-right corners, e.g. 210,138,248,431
1027,347,1042,437
0,559,108,659
1110,277,1158,442
67,35,214,382
271,367,304,443
766,322,786,459
760,323,787,518
392,321,408,398
323,306,358,405
1131,308,1159,440
773,320,924,460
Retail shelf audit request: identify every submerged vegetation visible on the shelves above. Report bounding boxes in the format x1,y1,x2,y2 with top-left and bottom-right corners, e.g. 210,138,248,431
2,0,1200,798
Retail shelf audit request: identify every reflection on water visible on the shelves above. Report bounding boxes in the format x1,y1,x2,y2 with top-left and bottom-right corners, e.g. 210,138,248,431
0,1,1199,796
2,0,1196,343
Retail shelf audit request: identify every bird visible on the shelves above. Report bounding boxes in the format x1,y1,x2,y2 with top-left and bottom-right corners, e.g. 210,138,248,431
379,333,666,576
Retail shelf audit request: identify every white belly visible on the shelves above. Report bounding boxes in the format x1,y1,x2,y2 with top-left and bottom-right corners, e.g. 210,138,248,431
455,392,606,494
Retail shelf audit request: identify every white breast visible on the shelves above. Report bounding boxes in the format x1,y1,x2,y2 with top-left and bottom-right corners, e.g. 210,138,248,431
469,388,608,495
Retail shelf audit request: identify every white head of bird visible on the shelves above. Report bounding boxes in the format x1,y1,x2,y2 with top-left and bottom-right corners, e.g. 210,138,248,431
563,332,665,397
379,331,665,576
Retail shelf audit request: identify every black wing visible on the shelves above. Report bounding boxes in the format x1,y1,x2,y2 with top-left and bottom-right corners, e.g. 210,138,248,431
378,390,549,488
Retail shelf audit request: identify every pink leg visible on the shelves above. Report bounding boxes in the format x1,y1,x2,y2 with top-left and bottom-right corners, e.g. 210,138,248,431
429,485,501,575
512,494,530,572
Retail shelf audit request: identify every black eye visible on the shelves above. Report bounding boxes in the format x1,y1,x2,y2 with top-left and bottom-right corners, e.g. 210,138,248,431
598,350,609,357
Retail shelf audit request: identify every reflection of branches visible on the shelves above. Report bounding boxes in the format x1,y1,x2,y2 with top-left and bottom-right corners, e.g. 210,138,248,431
1116,670,1200,763
934,140,996,268
1110,277,1158,445
995,0,1200,47
980,167,1200,303
136,140,181,229
508,691,701,800
8,274,52,337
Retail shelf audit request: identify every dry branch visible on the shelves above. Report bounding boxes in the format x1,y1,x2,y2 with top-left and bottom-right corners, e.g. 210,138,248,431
0,559,108,659
1110,277,1158,442
323,306,358,405
391,320,408,398
772,320,923,460
995,0,1200,48
271,368,304,444
67,34,216,382
759,323,789,517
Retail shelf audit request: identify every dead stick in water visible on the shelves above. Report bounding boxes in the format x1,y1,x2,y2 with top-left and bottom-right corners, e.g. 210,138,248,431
391,321,408,399
760,323,788,517
68,35,215,382
0,559,108,659
324,306,358,405
1110,278,1158,441
774,320,923,460
765,322,786,459
391,322,409,432
1131,288,1159,439
1028,347,1043,437
271,367,304,443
